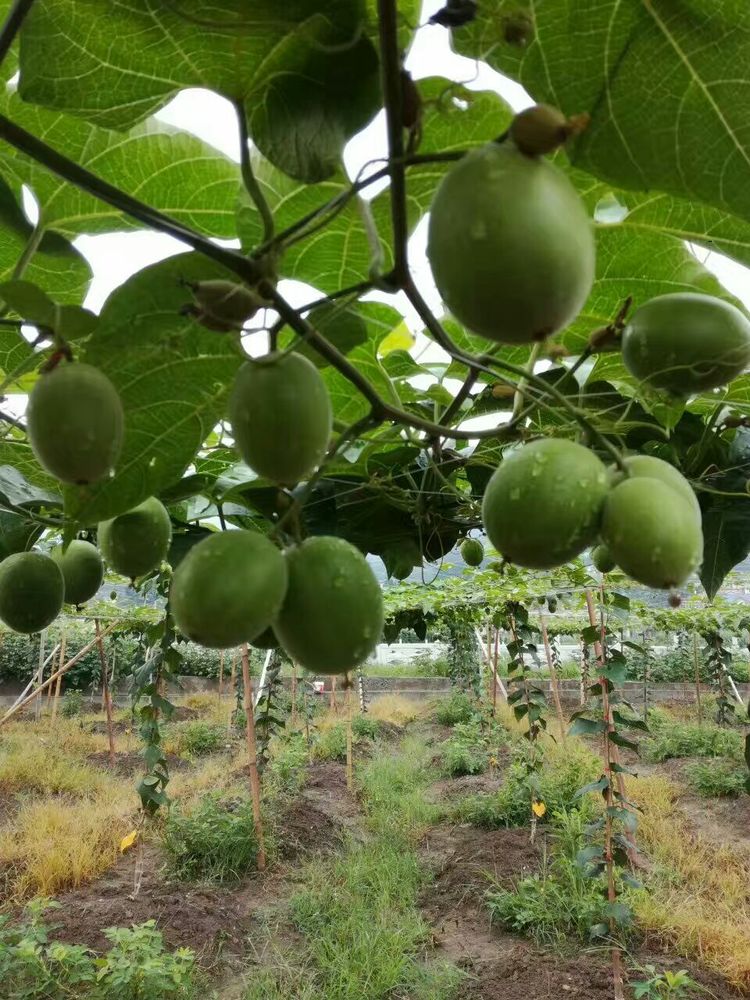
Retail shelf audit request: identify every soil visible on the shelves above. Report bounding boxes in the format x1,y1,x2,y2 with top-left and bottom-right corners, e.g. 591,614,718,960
298,760,364,835
428,770,504,802
86,751,190,774
276,761,365,857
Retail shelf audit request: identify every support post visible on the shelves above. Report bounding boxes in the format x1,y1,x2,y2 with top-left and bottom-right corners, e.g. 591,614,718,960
96,620,116,767
51,630,67,722
540,617,566,742
34,629,46,721
240,643,267,871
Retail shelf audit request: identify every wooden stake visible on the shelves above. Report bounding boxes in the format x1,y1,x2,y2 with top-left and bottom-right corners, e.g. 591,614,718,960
0,624,118,727
540,617,566,742
34,630,46,721
218,651,225,702
492,627,499,717
693,632,702,726
330,675,338,713
345,677,353,791
227,650,237,731
240,643,266,871
290,660,298,728
51,630,67,722
96,620,116,767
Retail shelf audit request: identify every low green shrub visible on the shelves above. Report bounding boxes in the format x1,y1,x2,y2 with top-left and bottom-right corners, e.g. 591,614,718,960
487,810,611,947
440,719,507,778
312,724,348,763
351,715,384,740
456,743,599,829
642,722,744,763
266,732,309,795
169,720,227,758
433,692,475,726
684,759,747,798
60,690,85,718
161,794,259,881
0,899,198,999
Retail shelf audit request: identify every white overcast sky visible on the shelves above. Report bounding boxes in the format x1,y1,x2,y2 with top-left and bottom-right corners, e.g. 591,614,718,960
19,1,750,418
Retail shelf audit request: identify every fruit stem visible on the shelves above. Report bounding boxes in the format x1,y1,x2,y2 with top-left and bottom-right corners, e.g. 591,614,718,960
234,100,275,246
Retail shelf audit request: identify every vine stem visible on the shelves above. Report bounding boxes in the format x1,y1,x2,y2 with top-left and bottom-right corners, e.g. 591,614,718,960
511,342,542,421
12,222,44,280
0,0,35,70
377,0,408,285
240,643,267,871
234,100,274,246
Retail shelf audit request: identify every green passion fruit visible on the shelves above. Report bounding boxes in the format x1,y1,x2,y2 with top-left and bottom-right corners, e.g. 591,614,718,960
98,496,172,579
0,552,64,633
601,478,703,589
228,351,333,485
613,454,700,523
460,538,484,566
171,530,287,649
621,293,750,394
27,362,124,485
481,438,608,569
591,543,616,574
53,540,104,606
427,141,595,344
275,536,383,675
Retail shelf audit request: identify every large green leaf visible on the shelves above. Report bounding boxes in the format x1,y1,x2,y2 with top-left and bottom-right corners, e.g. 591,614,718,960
453,1,750,223
19,0,378,181
699,429,750,599
0,90,240,238
238,81,511,290
0,175,90,303
65,253,245,526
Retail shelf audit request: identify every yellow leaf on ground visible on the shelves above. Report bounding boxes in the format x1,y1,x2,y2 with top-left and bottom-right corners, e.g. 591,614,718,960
119,829,138,853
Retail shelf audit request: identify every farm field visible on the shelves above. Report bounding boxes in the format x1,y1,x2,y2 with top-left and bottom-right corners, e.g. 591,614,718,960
1,689,748,1000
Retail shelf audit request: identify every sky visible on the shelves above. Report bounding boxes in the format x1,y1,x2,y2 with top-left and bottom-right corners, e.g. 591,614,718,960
14,1,750,425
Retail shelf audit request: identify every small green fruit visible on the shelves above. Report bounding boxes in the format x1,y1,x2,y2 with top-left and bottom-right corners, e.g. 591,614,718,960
591,543,616,574
229,351,333,484
98,497,172,579
275,536,383,675
427,142,595,344
622,293,750,394
613,454,700,523
0,552,64,633
188,279,262,332
481,439,608,569
546,596,558,613
601,478,703,589
53,539,104,606
460,538,484,566
27,363,124,484
171,530,287,649
251,625,280,650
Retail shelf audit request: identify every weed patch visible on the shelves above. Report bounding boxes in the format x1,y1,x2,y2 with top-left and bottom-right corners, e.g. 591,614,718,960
161,793,259,882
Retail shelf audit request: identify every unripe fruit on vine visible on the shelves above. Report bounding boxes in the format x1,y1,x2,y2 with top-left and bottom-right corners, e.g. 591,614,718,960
612,454,700,523
53,540,104,607
601,478,703,589
460,538,484,566
0,552,63,633
510,104,569,157
187,279,262,333
591,543,616,574
481,438,608,569
547,595,558,613
275,536,383,674
229,351,333,484
382,540,420,581
427,142,595,344
621,293,750,394
251,625,280,650
171,531,287,649
98,497,172,580
27,362,124,484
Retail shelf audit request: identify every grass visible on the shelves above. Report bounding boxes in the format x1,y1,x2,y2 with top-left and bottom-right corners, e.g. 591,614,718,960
432,691,475,726
163,719,229,758
684,759,747,798
440,718,507,777
487,809,606,948
243,736,460,1000
631,772,750,991
455,738,599,829
642,720,744,763
161,793,260,882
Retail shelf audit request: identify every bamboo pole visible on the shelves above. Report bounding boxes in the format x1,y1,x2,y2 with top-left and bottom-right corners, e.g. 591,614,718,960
540,617,566,742
227,649,237,731
345,678,353,790
218,651,225,702
240,643,266,871
291,660,298,728
96,620,116,767
330,675,338,713
51,631,67,722
492,626,499,717
34,630,46,721
0,623,118,727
